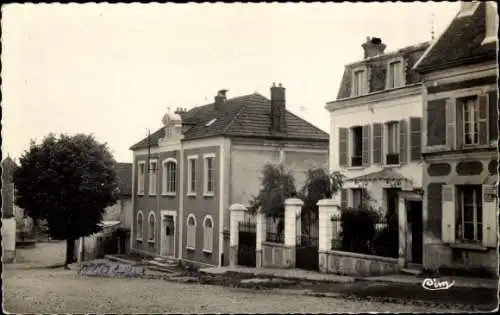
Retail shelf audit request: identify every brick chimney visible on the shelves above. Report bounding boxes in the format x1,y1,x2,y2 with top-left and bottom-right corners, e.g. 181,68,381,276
361,37,386,59
270,83,286,133
214,89,228,110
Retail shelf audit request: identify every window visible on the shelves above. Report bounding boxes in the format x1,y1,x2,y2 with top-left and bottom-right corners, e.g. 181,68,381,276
352,70,366,97
461,97,480,145
350,126,363,166
457,185,482,242
148,160,158,195
186,214,197,249
187,156,197,195
148,212,156,242
137,162,145,194
386,121,399,165
387,60,403,89
203,215,214,253
352,189,363,209
162,159,177,195
204,154,215,195
136,210,144,240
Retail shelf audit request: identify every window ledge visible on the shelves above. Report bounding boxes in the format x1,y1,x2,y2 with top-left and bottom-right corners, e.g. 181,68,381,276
186,193,197,197
450,243,488,251
202,249,213,254
383,164,401,168
136,238,143,242
148,193,157,197
345,166,365,171
481,36,497,46
147,240,156,244
203,192,215,197
162,192,176,197
186,246,195,251
137,193,144,196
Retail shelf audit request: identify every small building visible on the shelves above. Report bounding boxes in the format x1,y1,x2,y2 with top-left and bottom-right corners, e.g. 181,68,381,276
326,37,430,267
129,84,330,267
413,1,498,274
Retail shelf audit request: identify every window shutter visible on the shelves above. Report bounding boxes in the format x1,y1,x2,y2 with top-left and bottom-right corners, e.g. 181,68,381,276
441,184,456,244
340,189,348,209
455,101,464,148
399,119,408,164
362,124,371,166
339,128,348,167
427,99,447,146
488,91,498,143
478,94,488,145
409,117,422,161
372,123,383,164
482,185,497,248
446,99,456,149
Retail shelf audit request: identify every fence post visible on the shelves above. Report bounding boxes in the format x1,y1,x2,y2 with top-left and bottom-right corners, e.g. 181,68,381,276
317,198,341,273
256,212,266,268
229,203,247,267
284,198,303,268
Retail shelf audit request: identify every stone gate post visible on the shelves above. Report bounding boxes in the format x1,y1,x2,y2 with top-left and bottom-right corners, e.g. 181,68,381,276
229,203,248,267
317,198,341,273
284,198,303,268
256,212,266,268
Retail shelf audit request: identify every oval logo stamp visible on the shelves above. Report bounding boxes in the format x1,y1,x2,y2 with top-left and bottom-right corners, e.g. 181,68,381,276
422,278,455,291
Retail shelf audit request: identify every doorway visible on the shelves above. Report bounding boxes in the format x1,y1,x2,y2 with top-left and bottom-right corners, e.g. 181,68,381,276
408,201,423,264
160,211,176,258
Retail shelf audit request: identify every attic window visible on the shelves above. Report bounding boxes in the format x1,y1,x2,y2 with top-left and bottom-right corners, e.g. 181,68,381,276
205,118,217,127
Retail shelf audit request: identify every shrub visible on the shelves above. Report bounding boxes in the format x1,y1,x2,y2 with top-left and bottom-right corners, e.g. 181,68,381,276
340,206,378,254
372,212,399,258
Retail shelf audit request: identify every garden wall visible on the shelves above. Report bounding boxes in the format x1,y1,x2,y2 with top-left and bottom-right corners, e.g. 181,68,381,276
319,249,399,276
261,242,294,268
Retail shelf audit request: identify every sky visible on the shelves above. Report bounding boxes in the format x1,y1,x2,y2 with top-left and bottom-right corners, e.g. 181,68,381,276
2,2,461,163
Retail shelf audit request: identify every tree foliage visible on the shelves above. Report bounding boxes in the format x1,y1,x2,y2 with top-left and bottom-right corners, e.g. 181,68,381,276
14,133,119,265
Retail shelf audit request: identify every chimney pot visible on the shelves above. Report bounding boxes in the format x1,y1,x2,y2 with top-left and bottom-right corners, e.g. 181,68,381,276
362,36,386,59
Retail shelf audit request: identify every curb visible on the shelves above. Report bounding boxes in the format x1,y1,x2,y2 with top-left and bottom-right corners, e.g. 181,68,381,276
104,255,143,266
220,270,355,284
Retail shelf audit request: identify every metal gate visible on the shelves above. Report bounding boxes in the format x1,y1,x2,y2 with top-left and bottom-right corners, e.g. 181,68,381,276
238,220,256,267
295,220,319,271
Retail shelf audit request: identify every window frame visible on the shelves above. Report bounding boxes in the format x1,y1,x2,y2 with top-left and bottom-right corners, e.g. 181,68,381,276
186,214,197,250
187,155,198,196
136,210,144,241
148,211,156,243
148,159,158,196
349,126,363,167
456,185,483,243
351,188,363,209
460,96,480,146
137,161,146,195
203,153,216,197
386,56,405,89
351,65,368,97
162,158,177,196
385,120,400,165
202,215,214,253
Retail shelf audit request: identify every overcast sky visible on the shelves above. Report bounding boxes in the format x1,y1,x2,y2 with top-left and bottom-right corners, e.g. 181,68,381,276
2,2,460,163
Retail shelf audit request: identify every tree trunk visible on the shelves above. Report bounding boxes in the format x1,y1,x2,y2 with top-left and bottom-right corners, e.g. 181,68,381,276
65,238,75,268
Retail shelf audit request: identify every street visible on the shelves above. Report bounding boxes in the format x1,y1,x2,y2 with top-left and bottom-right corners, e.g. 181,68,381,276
1,242,471,313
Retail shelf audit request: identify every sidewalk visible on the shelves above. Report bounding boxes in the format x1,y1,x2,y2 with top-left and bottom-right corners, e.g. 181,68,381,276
200,266,498,289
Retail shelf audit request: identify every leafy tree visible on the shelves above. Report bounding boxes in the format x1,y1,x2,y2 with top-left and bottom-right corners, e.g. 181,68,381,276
14,133,119,267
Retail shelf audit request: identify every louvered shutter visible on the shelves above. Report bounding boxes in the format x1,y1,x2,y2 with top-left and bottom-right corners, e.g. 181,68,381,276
478,95,488,145
372,123,383,164
446,99,456,149
339,128,348,167
362,124,371,166
482,185,498,248
488,91,498,143
427,99,447,146
441,184,456,244
409,117,422,161
399,119,408,164
340,189,348,209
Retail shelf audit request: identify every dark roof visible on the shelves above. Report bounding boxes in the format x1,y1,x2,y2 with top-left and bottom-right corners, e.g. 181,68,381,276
336,42,430,100
130,93,328,150
115,162,132,197
346,168,411,183
414,2,496,74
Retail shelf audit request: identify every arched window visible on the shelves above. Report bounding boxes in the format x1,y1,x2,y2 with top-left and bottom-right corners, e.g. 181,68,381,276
162,159,177,195
186,214,197,250
148,211,156,242
136,210,144,240
202,215,214,253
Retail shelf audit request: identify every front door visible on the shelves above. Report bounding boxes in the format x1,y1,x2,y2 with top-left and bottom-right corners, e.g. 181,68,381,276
161,215,175,257
409,201,423,264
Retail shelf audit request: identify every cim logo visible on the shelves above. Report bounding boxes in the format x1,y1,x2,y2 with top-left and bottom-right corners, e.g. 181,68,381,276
422,278,455,291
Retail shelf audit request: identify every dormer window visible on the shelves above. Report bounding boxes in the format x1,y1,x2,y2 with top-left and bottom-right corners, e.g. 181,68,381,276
351,67,367,97
205,118,217,127
482,2,498,45
386,57,405,89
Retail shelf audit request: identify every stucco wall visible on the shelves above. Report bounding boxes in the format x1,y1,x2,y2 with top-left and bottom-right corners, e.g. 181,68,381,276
2,218,16,262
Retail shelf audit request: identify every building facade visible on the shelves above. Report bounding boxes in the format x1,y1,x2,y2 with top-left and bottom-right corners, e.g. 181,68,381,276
326,37,430,267
129,84,329,267
413,1,498,274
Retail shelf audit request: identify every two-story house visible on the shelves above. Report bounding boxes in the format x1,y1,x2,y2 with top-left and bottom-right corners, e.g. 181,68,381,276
129,84,330,267
413,1,498,274
326,37,430,268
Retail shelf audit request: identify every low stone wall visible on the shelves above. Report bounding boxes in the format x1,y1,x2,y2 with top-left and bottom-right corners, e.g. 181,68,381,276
2,218,16,263
319,250,399,276
261,242,294,268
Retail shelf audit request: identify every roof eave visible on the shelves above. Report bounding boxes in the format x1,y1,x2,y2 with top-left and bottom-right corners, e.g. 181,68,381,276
415,53,497,75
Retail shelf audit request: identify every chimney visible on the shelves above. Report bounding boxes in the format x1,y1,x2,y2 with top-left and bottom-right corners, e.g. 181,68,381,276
361,36,386,59
214,89,228,110
270,82,286,133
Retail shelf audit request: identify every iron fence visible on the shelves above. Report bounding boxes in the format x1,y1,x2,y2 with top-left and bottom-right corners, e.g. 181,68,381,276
265,216,284,243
